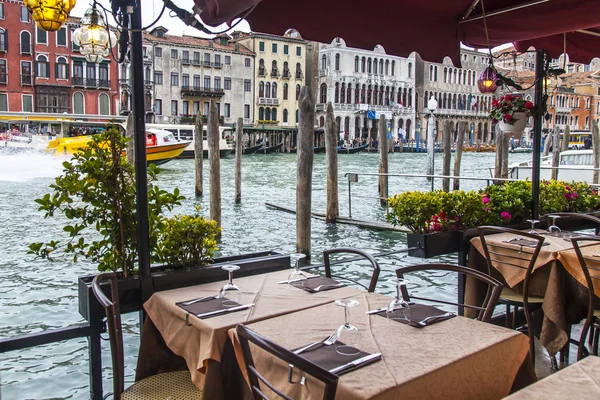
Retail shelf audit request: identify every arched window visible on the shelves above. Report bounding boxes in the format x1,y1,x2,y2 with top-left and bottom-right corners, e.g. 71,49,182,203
367,58,372,73
429,65,433,81
354,56,359,72
296,84,300,100
36,54,49,78
367,85,372,104
321,54,327,70
20,31,31,54
385,60,389,75
434,66,438,81
56,56,69,79
361,84,366,103
271,82,277,98
99,93,110,115
379,59,384,74
258,107,264,120
335,53,340,71
295,62,302,78
265,82,271,98
340,83,345,103
145,91,152,111
361,57,365,72
334,82,339,103
373,85,378,105
424,91,429,108
320,116,325,127
320,83,327,103
408,62,412,78
355,85,360,104
259,59,265,75
347,84,352,104
391,61,395,76
259,81,264,97
283,109,288,123
272,108,277,121
283,83,288,100
265,108,271,121
283,61,289,77
272,60,278,74
73,92,84,114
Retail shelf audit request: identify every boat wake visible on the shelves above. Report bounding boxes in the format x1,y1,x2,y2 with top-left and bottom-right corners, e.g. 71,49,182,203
0,152,66,182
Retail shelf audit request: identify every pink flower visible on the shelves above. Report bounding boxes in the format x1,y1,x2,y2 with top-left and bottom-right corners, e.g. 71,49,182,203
500,211,512,220
485,207,491,212
565,185,572,191
564,193,572,199
482,197,491,204
572,193,579,198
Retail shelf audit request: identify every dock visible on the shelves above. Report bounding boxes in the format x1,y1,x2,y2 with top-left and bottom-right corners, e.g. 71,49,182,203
265,203,409,233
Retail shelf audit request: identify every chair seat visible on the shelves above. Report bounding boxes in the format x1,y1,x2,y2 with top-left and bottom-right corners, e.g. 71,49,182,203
499,287,544,304
123,370,203,400
595,309,600,318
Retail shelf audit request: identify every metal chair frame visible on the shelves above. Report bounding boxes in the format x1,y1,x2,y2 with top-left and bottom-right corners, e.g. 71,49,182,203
323,248,380,292
236,324,338,400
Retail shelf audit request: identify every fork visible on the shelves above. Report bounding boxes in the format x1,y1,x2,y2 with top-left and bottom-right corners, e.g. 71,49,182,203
311,283,344,292
293,329,340,355
181,294,220,306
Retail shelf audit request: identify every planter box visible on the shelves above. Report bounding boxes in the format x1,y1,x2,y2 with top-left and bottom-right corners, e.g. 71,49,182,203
78,251,289,322
407,230,463,258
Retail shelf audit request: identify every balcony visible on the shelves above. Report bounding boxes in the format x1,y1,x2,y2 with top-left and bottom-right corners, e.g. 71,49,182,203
0,73,6,84
271,69,279,77
555,106,571,113
192,59,201,66
295,72,304,79
282,70,291,79
203,61,212,67
318,69,327,77
85,78,97,86
119,78,129,87
213,63,222,69
258,97,280,106
258,68,266,77
181,85,225,98
72,76,84,86
98,79,110,89
182,59,191,65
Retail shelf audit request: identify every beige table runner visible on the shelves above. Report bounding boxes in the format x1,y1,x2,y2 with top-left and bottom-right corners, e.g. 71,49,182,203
230,292,532,400
143,269,363,389
557,242,600,298
504,356,600,399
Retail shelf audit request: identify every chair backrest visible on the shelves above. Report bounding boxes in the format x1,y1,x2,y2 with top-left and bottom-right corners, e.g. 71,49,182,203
237,324,338,400
570,235,600,360
550,212,600,235
322,247,380,292
91,272,125,400
395,263,503,322
477,226,545,318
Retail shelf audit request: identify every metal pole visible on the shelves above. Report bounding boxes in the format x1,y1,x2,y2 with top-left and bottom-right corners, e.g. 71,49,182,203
348,179,352,218
531,50,546,220
427,113,435,182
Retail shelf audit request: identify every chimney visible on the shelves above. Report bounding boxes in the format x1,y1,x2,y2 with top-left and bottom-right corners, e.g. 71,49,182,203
235,43,240,52
208,39,214,48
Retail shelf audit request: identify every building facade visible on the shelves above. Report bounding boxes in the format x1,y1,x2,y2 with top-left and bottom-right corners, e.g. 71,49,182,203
0,1,119,116
119,27,255,126
316,37,416,142
232,30,307,128
417,50,496,143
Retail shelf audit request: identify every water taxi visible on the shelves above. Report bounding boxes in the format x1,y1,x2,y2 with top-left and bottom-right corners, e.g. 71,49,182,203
509,149,596,182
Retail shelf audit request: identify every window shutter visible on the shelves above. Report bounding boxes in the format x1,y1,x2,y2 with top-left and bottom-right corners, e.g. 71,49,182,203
4,29,7,52
55,62,58,79
66,63,70,80
34,61,38,77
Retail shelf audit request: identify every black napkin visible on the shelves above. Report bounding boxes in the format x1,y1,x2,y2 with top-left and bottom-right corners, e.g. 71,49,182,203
176,297,241,318
294,341,380,376
376,304,455,328
290,277,344,293
508,239,549,247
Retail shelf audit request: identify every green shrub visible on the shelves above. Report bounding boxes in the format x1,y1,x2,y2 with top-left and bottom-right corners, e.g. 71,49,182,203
387,191,442,234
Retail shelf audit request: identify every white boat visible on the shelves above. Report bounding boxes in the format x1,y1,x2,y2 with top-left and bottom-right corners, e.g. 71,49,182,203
146,123,233,159
509,149,596,182
1,133,52,153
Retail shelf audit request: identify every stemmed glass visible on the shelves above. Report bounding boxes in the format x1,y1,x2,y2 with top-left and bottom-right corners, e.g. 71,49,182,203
287,253,308,283
386,278,412,323
219,265,241,307
547,215,562,236
334,299,361,356
526,219,540,235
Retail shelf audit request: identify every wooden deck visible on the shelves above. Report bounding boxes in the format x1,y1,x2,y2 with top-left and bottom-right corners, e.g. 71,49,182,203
265,203,409,233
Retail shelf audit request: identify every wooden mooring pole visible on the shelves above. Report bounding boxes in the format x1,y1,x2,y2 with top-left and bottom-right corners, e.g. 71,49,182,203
325,103,339,222
378,115,388,206
453,121,465,191
501,131,509,179
593,121,600,184
551,125,560,180
208,100,221,236
234,117,243,203
543,130,552,157
297,86,315,255
125,112,135,166
194,113,203,197
562,125,570,152
442,120,452,192
494,125,503,182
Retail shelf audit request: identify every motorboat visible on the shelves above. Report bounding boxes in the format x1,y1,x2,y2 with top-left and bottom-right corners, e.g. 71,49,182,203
45,128,190,166
1,133,51,153
509,149,595,182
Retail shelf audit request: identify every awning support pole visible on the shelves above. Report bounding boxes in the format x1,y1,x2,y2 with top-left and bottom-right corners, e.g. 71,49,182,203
531,49,546,220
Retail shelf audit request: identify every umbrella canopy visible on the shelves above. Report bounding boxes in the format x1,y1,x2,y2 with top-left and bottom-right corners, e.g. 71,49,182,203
194,0,600,65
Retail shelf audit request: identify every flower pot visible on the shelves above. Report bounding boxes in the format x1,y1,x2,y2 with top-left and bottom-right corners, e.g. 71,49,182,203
498,112,528,134
407,230,463,258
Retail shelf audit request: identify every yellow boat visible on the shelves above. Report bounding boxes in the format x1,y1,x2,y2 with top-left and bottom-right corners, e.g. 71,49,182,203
46,129,190,166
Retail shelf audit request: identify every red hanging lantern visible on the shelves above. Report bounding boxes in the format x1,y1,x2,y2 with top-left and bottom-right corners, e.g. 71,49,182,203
477,66,498,93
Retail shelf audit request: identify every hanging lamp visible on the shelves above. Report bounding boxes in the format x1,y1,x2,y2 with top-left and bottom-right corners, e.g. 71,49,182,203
24,0,76,31
477,65,498,93
72,4,117,64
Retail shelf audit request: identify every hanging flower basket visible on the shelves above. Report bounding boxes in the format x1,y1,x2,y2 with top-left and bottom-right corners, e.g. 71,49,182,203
498,111,528,134
490,95,534,135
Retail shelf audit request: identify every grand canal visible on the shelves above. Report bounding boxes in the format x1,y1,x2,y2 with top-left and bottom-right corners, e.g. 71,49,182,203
0,150,531,399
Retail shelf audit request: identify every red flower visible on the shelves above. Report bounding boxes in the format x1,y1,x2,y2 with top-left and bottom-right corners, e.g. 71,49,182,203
492,99,499,107
439,211,446,219
524,101,534,109
503,114,513,122
565,185,571,191
505,94,513,101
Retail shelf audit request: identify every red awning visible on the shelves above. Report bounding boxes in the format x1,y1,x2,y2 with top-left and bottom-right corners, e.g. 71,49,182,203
194,0,600,65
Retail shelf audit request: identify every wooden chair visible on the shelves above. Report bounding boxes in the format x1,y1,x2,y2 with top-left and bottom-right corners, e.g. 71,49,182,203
570,236,600,360
395,263,503,323
477,226,546,363
91,273,203,400
236,324,338,400
549,212,600,235
323,247,380,292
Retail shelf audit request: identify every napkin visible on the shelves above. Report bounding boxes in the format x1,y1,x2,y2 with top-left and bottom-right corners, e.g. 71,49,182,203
507,239,549,247
176,297,241,317
376,304,455,328
294,341,380,375
290,277,345,293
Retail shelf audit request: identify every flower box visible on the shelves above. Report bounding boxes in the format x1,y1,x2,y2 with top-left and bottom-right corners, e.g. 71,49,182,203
407,230,463,258
78,251,290,322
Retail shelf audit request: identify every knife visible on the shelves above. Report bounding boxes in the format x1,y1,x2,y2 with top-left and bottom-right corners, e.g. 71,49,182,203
277,275,319,284
328,353,382,375
196,303,254,318
366,302,415,315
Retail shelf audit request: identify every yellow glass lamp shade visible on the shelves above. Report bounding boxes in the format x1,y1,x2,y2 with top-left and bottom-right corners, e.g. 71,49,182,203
24,0,76,31
72,7,117,63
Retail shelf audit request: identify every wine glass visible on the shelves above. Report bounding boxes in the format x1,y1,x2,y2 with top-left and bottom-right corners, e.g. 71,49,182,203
547,215,561,236
526,219,540,235
287,253,308,283
334,299,361,356
386,278,412,323
219,265,241,307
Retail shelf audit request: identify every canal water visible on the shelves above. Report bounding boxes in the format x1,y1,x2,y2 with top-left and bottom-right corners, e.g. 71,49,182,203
0,150,531,399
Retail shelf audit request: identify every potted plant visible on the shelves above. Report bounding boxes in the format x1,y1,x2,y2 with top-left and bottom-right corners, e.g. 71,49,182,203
490,94,534,134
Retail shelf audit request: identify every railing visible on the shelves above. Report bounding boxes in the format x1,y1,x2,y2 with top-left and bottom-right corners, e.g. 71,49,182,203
203,61,212,67
282,70,291,79
555,106,571,113
71,76,84,86
295,72,304,79
182,58,191,65
258,97,280,105
85,78,97,87
193,59,201,66
271,69,279,77
258,68,266,76
119,78,129,86
145,80,153,87
181,85,225,97
98,79,110,88
318,69,327,77
213,62,222,68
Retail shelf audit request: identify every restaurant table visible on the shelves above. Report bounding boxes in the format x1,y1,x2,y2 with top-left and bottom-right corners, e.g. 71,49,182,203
136,269,363,399
467,230,598,355
504,356,600,399
228,292,537,400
